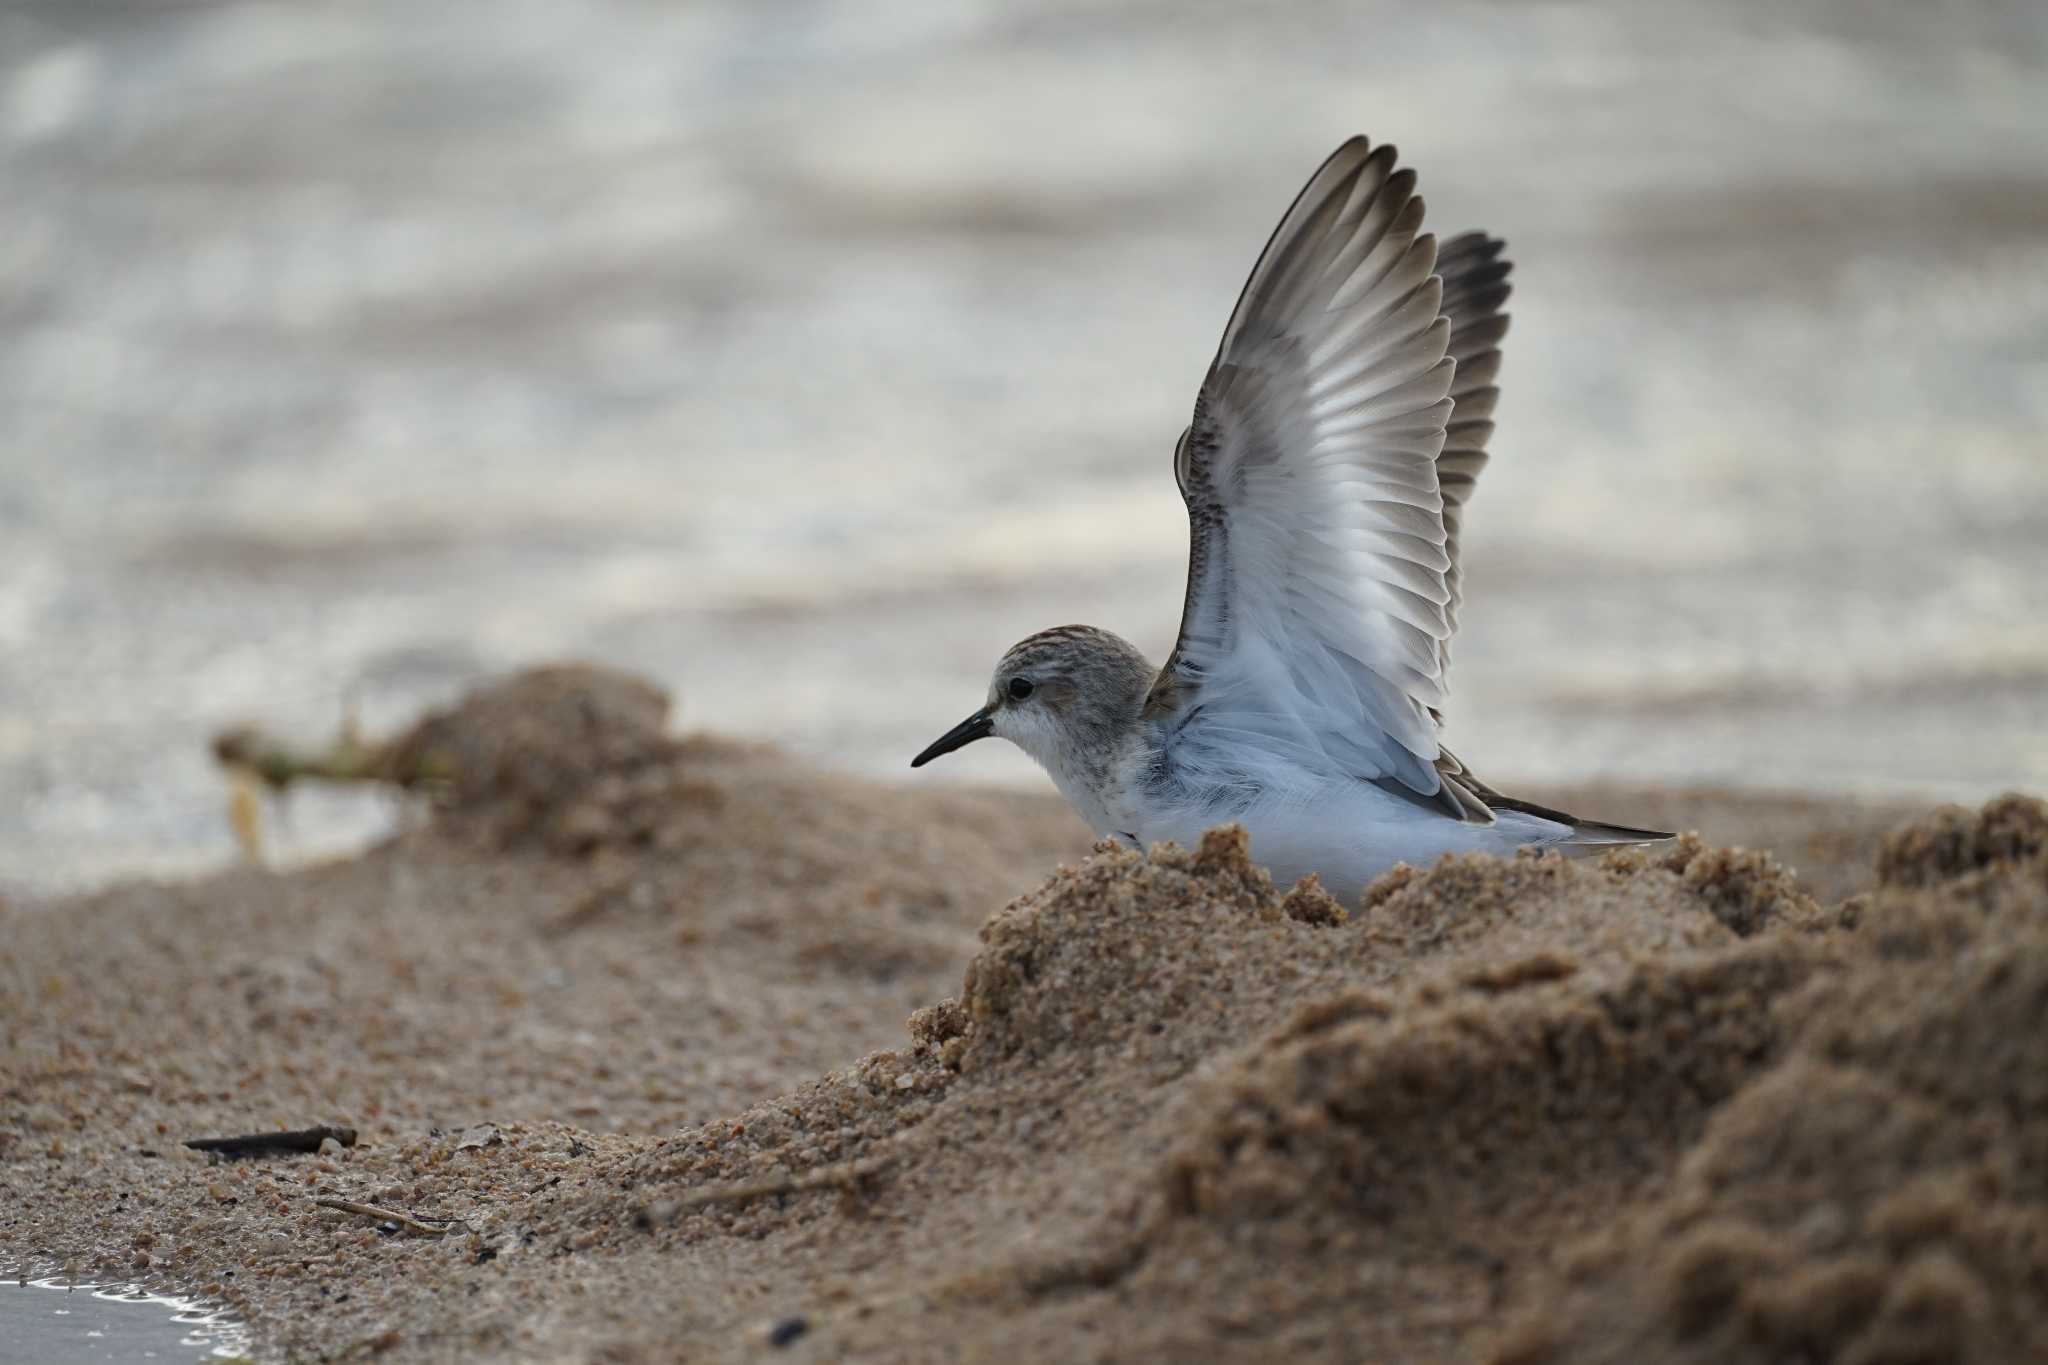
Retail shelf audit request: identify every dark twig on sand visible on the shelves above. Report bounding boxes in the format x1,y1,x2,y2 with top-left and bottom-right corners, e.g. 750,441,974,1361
313,1199,466,1238
185,1125,358,1158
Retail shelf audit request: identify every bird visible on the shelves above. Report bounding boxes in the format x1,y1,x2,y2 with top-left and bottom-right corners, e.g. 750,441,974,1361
910,135,1671,905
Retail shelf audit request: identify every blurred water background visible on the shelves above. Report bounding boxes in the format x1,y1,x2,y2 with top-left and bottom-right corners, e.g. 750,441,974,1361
3,0,2044,893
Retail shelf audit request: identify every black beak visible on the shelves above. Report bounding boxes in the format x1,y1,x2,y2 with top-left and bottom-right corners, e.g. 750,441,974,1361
910,708,994,768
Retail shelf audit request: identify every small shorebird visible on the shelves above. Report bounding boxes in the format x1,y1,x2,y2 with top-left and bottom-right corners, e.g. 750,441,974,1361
912,136,1670,903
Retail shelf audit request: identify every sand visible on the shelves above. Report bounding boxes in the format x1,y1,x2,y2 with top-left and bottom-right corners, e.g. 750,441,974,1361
3,665,2043,1363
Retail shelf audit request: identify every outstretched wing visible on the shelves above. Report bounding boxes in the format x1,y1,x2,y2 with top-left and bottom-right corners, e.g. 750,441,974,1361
1148,136,1487,819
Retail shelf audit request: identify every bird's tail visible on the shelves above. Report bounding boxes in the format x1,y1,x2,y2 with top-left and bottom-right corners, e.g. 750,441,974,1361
1471,784,1674,855
1557,816,1675,855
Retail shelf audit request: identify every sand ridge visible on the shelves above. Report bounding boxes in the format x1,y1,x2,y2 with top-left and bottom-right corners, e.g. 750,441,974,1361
3,666,2042,1362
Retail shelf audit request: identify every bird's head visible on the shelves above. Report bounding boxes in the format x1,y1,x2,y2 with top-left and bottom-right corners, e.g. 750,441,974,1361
910,626,1155,781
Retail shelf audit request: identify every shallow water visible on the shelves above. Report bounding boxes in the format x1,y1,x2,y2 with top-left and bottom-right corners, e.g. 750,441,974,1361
3,0,2045,891
0,1278,248,1363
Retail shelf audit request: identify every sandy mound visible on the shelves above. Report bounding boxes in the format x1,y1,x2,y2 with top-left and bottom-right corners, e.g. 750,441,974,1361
1489,794,2048,1365
4,667,2040,1363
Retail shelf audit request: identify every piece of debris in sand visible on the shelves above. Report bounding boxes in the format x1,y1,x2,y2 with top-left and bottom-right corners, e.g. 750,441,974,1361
313,1199,466,1238
185,1124,358,1158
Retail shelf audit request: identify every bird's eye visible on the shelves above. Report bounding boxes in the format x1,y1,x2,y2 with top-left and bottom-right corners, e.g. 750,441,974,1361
1007,677,1035,702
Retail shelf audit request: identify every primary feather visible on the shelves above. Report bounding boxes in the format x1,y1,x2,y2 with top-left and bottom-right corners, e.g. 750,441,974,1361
1433,230,1513,687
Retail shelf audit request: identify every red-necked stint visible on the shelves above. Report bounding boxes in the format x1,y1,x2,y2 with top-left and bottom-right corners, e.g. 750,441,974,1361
913,136,1671,903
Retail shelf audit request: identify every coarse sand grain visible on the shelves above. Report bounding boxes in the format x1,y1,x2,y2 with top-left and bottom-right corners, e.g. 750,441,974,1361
4,666,2041,1363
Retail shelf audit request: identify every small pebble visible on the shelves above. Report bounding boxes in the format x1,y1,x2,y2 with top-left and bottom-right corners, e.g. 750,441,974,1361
767,1316,809,1348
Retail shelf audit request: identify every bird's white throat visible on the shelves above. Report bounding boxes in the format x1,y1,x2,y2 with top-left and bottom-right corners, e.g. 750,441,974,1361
993,703,1147,838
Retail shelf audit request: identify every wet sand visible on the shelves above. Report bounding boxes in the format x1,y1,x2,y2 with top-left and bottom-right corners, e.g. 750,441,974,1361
4,667,2045,1362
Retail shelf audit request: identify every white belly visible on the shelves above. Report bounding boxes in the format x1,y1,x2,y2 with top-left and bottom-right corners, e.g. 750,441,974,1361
1135,782,1574,908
